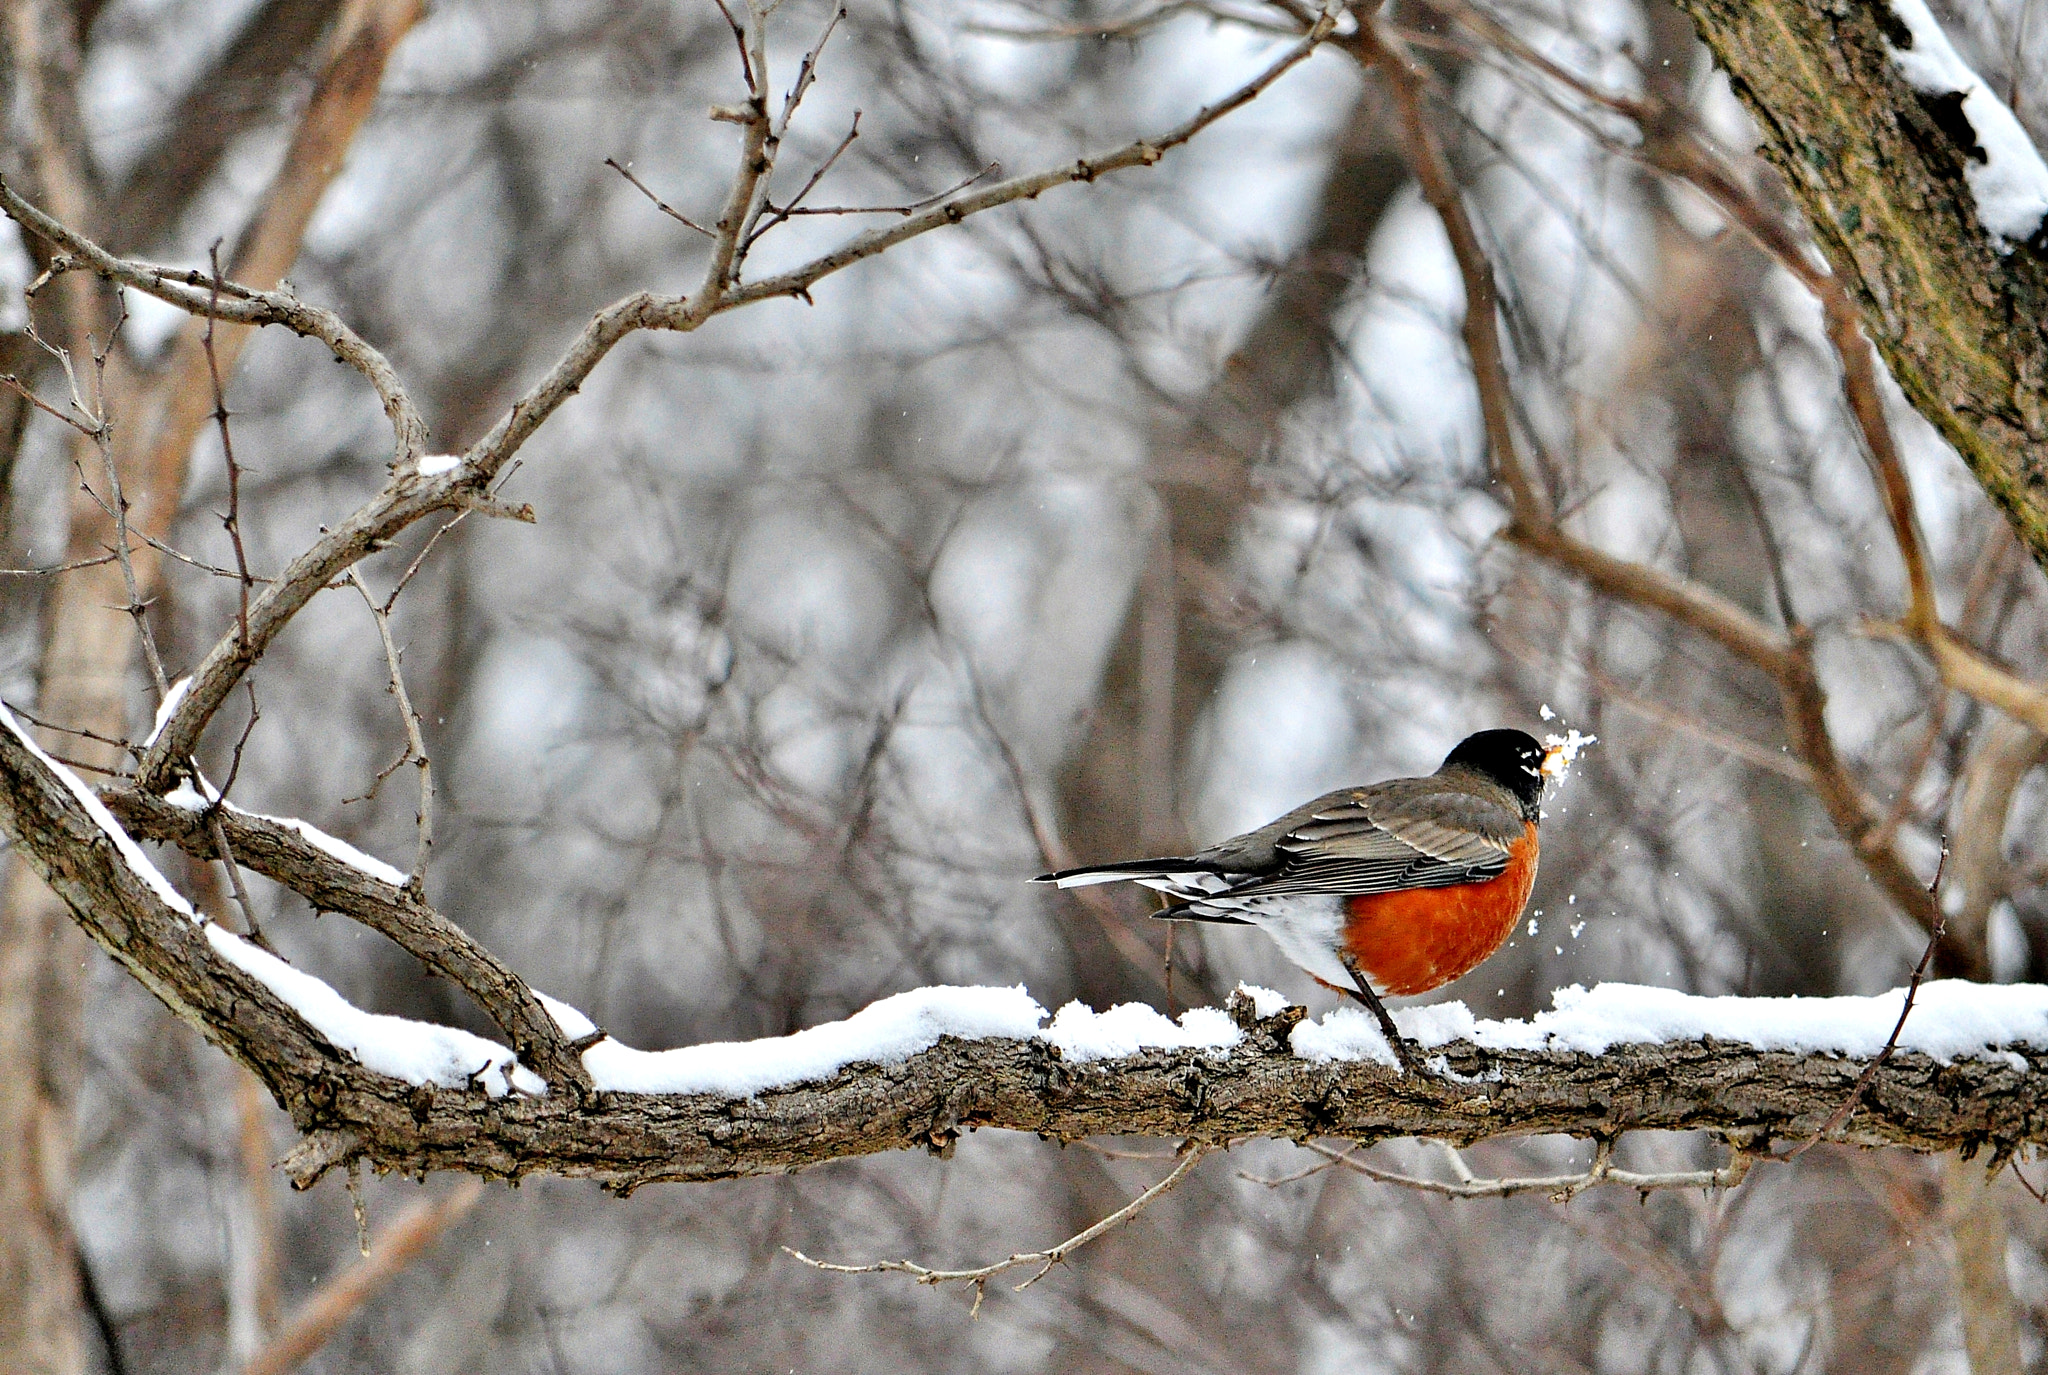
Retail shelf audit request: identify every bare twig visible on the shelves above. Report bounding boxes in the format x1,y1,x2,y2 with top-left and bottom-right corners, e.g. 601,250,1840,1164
0,176,426,464
73,303,171,702
785,1143,1209,1313
1779,841,1951,1161
772,160,1007,220
743,111,863,249
0,700,133,756
1260,1136,1758,1202
205,244,255,654
771,2,844,139
0,368,99,435
721,12,1337,311
206,813,275,953
1351,15,1546,524
0,551,121,577
346,569,433,895
603,159,715,237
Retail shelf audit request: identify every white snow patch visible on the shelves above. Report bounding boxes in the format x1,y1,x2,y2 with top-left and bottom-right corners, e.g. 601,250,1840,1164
565,985,1046,1096
1292,981,2048,1068
164,771,408,889
0,702,196,919
143,677,191,748
256,813,409,889
1044,1000,1242,1063
206,926,542,1096
1885,0,2048,246
1291,1006,1405,1068
536,990,597,1038
532,986,1257,1093
416,453,462,477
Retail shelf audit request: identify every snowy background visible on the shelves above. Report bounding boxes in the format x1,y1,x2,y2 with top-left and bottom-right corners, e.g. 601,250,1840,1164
10,0,2048,1370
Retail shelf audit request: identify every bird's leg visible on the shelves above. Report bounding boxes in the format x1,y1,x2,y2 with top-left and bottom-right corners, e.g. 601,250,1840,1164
1339,953,1427,1076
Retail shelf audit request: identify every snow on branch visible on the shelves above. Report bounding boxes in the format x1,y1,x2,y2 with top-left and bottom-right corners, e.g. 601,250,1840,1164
0,720,2034,1196
1882,0,2048,247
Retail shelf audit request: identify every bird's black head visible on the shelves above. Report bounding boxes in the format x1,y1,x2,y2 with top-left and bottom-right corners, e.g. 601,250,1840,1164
1440,728,1548,820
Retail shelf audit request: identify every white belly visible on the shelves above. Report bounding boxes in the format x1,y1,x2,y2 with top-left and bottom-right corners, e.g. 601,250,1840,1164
1232,894,1364,992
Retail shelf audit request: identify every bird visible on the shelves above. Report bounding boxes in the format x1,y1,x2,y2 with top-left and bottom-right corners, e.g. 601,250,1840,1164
1034,729,1557,1072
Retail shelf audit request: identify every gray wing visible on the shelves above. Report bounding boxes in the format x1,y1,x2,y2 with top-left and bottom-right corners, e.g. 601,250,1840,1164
1210,782,1519,900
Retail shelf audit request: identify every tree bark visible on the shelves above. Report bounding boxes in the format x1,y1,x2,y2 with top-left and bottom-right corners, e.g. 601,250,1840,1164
1670,0,2048,575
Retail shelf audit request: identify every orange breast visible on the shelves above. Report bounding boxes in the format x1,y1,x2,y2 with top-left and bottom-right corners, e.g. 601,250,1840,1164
1342,822,1538,997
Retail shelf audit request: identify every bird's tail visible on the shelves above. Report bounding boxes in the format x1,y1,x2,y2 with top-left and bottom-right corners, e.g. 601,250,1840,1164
1032,858,1212,888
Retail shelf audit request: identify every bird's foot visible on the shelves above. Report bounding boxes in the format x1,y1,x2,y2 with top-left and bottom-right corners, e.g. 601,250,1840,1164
1339,956,1430,1077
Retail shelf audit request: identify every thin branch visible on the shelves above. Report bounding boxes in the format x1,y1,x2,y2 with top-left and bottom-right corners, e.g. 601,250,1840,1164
0,175,427,465
719,8,1339,310
1264,1136,1758,1201
206,244,255,655
1779,840,1950,1161
785,1144,1209,1311
0,368,97,435
202,682,274,951
0,551,120,577
0,699,133,757
77,302,170,701
345,569,433,896
771,1,844,139
206,813,276,954
1351,15,1546,523
743,110,862,249
721,0,780,285
602,159,715,237
774,159,1012,221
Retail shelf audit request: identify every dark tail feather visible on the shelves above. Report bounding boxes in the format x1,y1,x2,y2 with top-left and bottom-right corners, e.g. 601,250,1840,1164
1150,901,1252,925
1032,857,1211,888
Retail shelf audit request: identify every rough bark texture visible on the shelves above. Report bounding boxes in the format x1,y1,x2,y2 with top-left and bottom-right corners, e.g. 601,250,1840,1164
103,789,593,1093
0,720,2040,1198
1670,0,2048,573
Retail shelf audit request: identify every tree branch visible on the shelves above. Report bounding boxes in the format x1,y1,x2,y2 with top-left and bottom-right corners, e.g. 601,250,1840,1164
100,786,593,1095
0,715,2039,1197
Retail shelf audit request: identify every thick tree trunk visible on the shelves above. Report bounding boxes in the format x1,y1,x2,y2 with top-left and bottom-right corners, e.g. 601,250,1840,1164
1671,0,2048,574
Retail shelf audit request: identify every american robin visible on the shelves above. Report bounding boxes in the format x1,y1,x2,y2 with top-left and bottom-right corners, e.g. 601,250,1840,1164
1036,728,1557,1072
